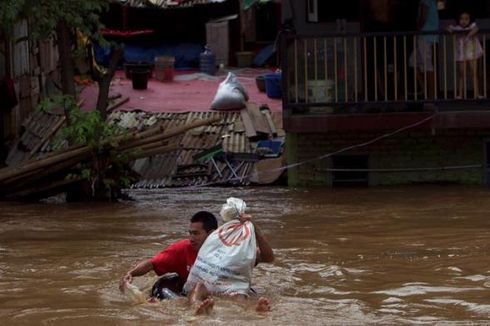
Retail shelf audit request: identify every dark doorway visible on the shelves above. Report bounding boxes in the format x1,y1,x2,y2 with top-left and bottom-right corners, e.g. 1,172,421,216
332,155,369,186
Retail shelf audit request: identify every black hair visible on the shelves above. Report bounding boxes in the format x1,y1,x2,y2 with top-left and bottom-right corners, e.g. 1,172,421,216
455,9,475,24
190,211,218,232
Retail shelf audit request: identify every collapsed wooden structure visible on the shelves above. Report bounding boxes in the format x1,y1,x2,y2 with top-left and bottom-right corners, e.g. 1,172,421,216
0,103,284,200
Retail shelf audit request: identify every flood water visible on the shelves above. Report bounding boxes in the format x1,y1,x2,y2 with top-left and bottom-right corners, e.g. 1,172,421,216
1,186,490,325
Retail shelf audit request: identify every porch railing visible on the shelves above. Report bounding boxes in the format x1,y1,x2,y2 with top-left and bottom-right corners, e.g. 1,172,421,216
281,30,490,114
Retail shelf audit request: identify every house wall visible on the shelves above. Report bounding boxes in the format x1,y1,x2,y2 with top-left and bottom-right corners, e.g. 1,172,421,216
286,130,488,186
1,20,58,146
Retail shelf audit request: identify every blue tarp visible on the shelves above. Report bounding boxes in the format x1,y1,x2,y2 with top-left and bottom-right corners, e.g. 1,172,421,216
95,42,204,69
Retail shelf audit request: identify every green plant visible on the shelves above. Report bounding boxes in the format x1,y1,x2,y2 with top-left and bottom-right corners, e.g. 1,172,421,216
38,95,136,200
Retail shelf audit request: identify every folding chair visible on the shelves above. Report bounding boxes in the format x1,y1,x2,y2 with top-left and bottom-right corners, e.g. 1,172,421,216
193,145,239,179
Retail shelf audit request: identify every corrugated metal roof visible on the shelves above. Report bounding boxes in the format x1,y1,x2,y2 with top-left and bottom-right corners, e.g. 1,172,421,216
5,110,65,166
107,110,262,188
5,108,282,190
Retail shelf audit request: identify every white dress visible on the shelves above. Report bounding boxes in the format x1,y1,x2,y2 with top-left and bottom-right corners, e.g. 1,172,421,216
450,22,484,62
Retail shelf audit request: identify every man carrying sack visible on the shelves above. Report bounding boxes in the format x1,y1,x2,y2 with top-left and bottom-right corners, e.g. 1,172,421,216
183,197,274,314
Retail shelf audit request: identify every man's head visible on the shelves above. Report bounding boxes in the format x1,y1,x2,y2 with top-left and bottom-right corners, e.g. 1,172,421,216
188,211,218,251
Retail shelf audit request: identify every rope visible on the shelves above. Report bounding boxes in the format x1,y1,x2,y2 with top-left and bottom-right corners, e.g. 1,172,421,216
132,113,483,189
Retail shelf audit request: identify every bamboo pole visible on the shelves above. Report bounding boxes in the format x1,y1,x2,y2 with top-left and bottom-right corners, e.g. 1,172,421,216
0,146,92,183
121,117,221,150
137,139,170,151
130,143,181,159
2,154,84,189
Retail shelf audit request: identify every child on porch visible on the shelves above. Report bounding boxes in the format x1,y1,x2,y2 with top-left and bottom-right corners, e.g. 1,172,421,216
447,11,484,99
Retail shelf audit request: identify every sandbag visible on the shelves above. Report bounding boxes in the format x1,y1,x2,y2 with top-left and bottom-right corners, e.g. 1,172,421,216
183,197,256,295
210,72,249,110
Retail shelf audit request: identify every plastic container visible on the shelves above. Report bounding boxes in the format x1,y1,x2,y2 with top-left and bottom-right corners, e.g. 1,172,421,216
131,70,150,90
264,73,282,99
307,80,333,102
255,75,266,92
124,62,153,80
154,56,175,82
235,51,254,67
200,46,217,76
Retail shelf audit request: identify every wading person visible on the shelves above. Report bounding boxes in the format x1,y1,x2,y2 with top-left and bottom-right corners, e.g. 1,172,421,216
184,198,274,315
119,211,218,294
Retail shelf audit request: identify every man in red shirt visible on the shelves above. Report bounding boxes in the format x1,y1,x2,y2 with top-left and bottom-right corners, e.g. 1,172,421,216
119,211,218,293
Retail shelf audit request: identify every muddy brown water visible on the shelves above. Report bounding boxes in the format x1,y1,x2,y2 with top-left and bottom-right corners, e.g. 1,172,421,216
1,186,490,325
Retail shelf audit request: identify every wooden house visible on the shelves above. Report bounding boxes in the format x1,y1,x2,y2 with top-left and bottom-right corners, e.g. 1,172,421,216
281,0,490,186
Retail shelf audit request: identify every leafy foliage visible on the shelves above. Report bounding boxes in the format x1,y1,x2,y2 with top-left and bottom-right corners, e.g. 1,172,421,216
37,95,136,200
1,0,108,42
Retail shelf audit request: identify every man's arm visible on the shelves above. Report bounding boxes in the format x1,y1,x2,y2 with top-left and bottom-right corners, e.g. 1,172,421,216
119,259,154,293
240,214,274,264
254,223,274,263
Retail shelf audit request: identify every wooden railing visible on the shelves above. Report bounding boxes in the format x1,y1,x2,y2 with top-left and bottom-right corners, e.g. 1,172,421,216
281,30,490,114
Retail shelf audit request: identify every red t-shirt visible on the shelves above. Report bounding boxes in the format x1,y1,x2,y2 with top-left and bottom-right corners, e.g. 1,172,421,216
149,239,197,282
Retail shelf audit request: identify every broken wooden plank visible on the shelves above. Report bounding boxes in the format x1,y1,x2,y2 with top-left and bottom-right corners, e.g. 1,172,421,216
260,105,277,137
239,108,257,138
246,102,270,135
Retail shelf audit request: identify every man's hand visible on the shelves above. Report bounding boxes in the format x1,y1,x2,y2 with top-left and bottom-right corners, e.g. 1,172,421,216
119,260,154,293
119,273,132,293
239,213,253,224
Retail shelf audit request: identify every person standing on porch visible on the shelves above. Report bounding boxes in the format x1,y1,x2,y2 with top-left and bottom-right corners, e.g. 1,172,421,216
409,0,440,101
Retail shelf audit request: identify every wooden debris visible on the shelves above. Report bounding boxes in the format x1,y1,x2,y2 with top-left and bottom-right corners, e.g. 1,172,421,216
260,105,277,137
246,103,271,135
249,156,285,185
0,116,221,200
240,108,257,138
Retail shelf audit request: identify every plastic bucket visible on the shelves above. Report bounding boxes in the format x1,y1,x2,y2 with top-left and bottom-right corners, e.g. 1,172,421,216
255,75,266,92
264,73,282,99
154,56,175,82
131,70,150,90
124,62,153,80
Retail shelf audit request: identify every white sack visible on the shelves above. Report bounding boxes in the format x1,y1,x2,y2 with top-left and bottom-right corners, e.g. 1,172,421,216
184,198,256,295
220,197,246,222
210,72,249,110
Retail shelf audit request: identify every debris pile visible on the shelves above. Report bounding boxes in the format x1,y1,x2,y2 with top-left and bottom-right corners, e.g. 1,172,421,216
0,112,220,200
0,103,284,200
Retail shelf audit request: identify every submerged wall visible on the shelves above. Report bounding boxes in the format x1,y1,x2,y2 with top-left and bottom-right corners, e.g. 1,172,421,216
286,130,489,187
